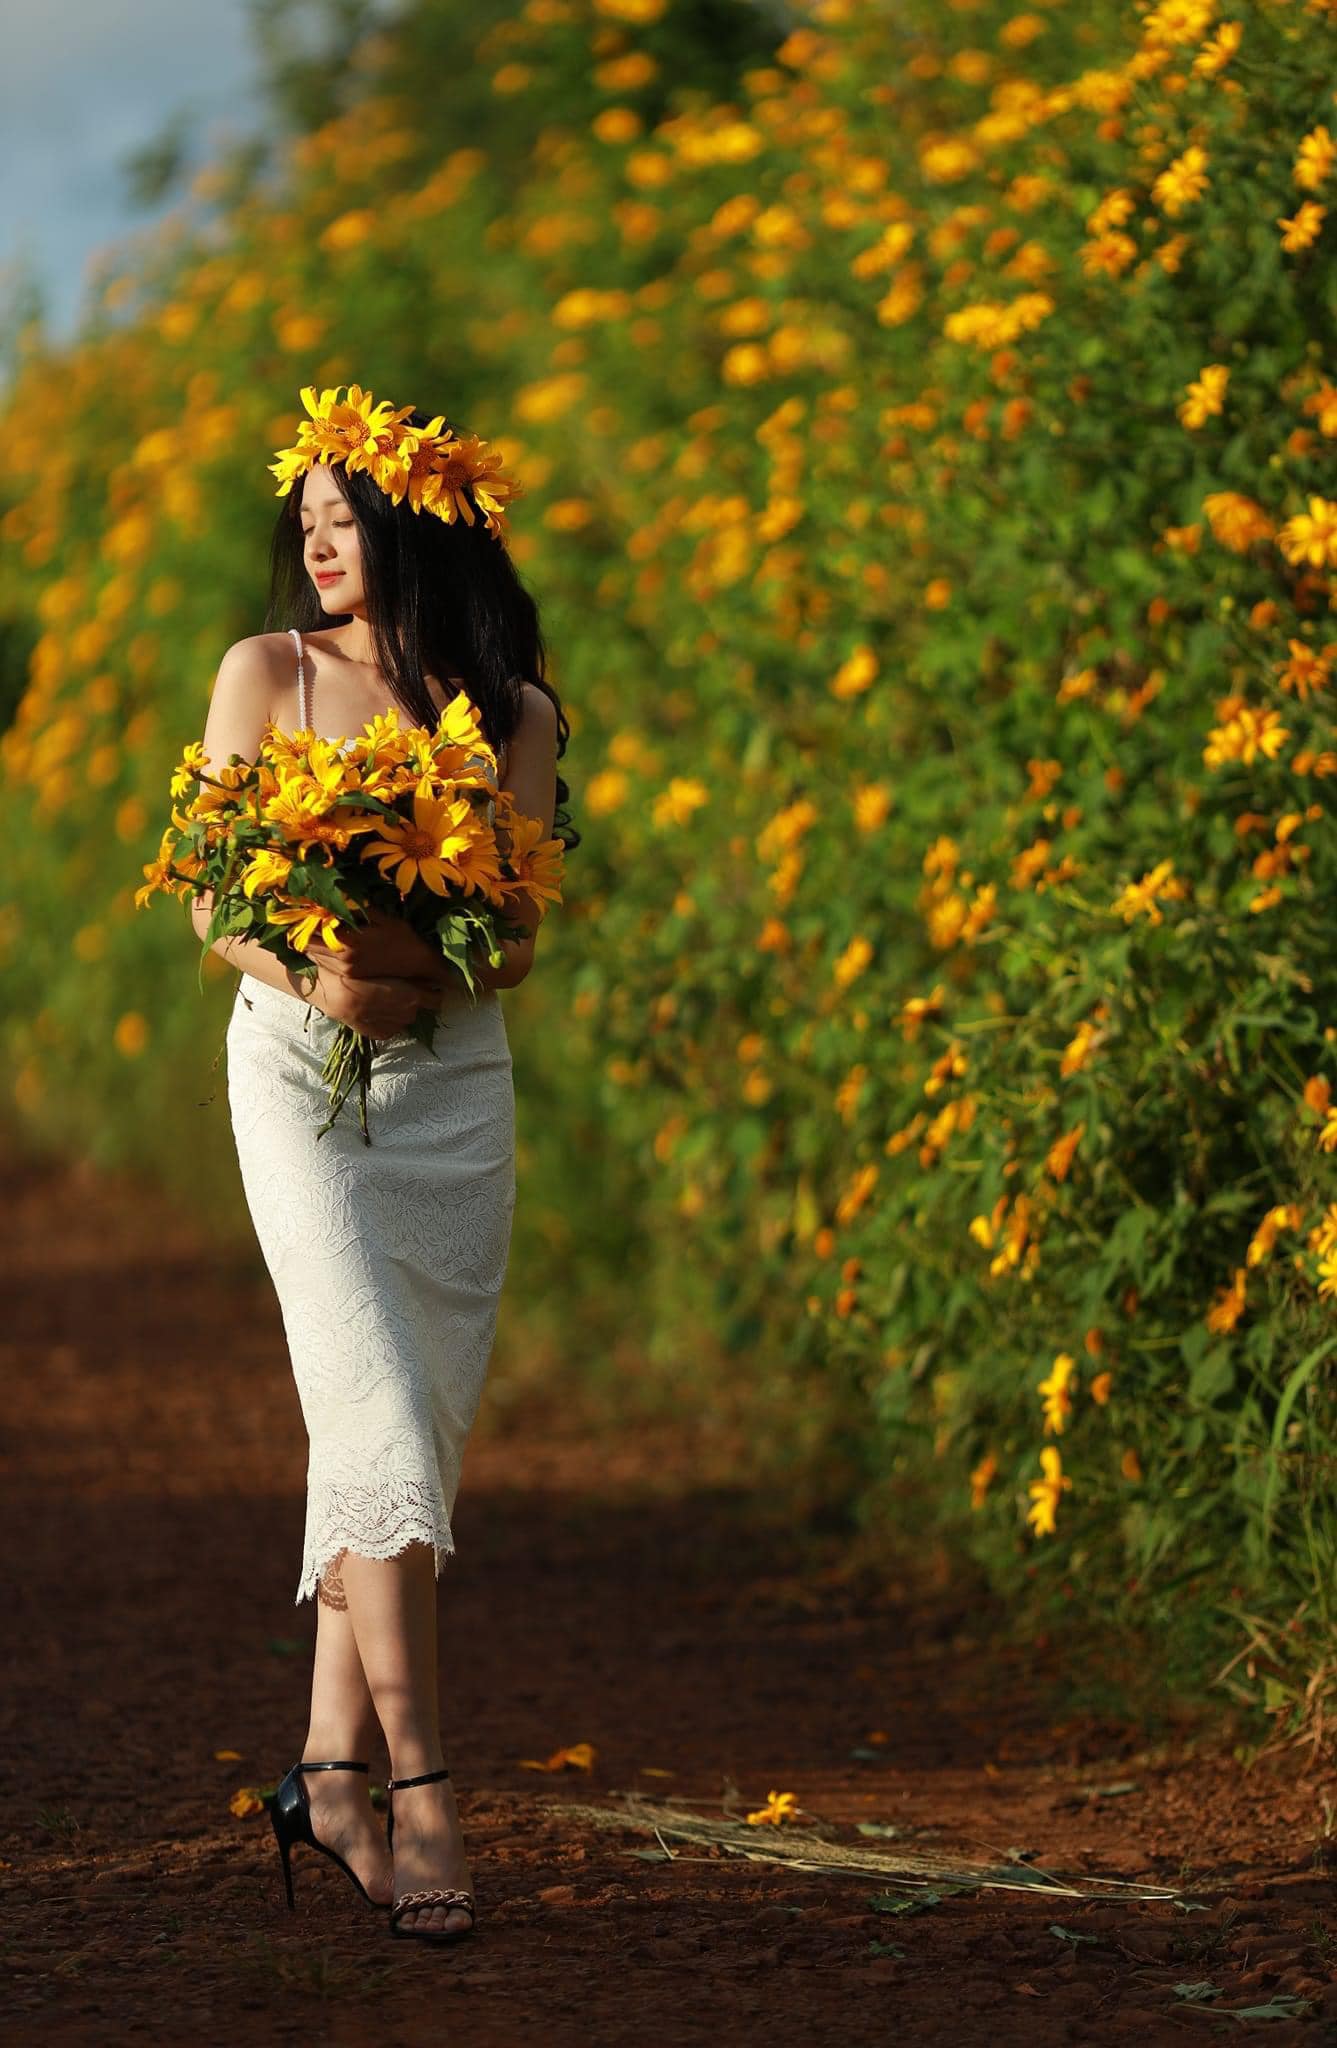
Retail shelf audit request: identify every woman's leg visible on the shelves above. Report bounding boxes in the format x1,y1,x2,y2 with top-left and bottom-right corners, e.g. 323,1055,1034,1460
298,1548,395,1905
338,1540,473,1935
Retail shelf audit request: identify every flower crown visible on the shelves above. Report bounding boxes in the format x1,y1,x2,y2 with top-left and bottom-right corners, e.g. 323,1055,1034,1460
269,382,524,542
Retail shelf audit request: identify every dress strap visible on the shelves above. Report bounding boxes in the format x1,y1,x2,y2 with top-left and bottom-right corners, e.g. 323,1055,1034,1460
288,626,308,730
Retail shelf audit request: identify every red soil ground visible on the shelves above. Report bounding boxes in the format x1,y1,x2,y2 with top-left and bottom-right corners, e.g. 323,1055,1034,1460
2,1148,1334,2045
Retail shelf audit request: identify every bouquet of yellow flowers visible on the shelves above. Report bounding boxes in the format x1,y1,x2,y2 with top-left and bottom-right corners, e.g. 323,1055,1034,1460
137,692,564,1141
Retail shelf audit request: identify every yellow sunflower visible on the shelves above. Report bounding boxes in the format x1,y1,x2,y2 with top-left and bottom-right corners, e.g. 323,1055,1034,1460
361,778,498,897
266,899,347,952
497,808,565,915
135,827,184,908
187,763,249,817
420,429,524,539
356,707,413,760
169,740,209,799
372,414,453,513
431,692,491,759
269,383,418,497
269,443,313,497
240,849,295,898
261,772,381,860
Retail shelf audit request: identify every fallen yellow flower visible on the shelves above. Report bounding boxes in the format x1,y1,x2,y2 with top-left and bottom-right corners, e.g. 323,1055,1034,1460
516,1742,596,1772
746,1789,798,1827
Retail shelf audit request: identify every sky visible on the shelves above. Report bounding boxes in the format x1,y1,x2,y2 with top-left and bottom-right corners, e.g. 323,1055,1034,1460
0,0,266,347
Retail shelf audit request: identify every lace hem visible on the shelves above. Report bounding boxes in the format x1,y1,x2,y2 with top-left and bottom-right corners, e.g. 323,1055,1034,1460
296,1483,458,1605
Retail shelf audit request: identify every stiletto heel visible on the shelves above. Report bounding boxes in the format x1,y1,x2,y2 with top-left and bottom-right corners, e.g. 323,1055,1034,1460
267,1759,389,1912
385,1765,476,1944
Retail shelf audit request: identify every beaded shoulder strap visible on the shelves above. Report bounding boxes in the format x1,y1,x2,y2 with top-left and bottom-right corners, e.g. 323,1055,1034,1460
288,626,308,730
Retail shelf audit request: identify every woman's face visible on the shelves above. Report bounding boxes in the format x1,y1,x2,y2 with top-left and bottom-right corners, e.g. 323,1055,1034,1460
298,465,365,613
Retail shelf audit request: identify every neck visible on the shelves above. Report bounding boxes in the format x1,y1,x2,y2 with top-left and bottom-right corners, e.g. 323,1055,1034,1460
331,608,377,666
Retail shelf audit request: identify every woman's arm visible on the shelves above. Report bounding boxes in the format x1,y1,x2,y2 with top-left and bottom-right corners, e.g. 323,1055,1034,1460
469,687,560,992
191,887,320,1000
192,888,442,1030
188,638,325,1001
468,930,536,994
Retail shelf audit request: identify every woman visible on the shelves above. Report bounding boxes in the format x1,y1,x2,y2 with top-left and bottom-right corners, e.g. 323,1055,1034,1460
191,385,577,1945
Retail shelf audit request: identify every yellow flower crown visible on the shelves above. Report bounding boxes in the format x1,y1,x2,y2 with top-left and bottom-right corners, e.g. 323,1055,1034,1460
269,382,524,542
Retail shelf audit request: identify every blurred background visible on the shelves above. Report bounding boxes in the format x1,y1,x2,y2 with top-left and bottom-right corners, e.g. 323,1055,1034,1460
1,0,1334,1737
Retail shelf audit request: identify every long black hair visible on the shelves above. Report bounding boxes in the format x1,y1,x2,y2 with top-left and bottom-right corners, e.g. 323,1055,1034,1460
263,408,579,855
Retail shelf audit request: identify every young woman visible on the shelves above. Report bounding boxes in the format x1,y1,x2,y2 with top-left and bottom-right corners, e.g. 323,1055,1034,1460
191,387,577,1945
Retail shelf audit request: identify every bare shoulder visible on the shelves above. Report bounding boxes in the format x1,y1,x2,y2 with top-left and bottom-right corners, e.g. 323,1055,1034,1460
500,683,557,785
498,683,559,849
202,634,288,771
213,632,292,696
515,680,558,743
246,630,304,674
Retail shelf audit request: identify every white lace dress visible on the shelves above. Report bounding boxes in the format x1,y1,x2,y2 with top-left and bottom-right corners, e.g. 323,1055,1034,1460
224,628,516,1604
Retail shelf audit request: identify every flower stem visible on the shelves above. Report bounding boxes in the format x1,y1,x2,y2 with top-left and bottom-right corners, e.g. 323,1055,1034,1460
316,1024,375,1144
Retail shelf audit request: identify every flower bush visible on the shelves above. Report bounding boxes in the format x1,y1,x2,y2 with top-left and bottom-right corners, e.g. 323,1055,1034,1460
0,0,1334,1734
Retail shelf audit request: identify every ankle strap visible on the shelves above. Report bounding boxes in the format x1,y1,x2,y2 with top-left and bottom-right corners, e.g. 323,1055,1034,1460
387,1766,451,1790
295,1759,370,1773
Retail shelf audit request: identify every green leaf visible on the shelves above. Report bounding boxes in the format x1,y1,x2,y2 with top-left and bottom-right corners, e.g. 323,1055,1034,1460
867,1889,950,1915
1261,1336,1337,1550
1094,1204,1156,1288
285,863,357,920
197,888,258,991
1188,1344,1235,1406
1207,1995,1313,2021
406,1007,441,1059
1261,1674,1290,1715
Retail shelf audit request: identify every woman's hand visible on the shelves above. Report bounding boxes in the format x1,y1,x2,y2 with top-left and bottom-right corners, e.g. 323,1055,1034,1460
303,958,449,1040
306,904,444,985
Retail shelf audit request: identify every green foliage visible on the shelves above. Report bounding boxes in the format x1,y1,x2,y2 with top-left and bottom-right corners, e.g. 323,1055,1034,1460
1,0,1334,1732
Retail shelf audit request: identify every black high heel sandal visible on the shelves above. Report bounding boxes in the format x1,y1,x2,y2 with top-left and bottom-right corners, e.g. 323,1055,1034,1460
268,1759,389,1912
385,1765,476,1945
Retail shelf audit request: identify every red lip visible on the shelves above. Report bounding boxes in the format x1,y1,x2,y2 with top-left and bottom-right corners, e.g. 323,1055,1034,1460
315,572,343,585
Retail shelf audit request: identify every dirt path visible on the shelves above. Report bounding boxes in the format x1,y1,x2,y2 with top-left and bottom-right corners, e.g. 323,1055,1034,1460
1,1149,1333,2044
